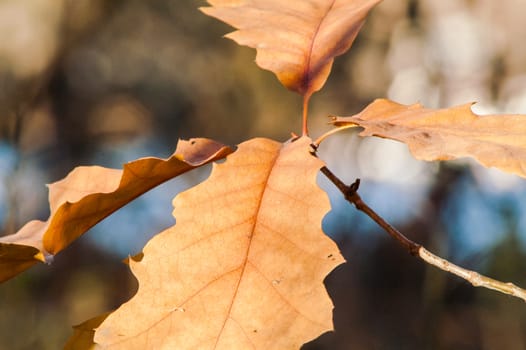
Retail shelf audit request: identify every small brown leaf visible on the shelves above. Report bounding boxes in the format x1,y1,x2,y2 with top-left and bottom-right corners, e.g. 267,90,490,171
201,0,381,98
332,98,526,178
92,137,344,349
0,138,233,283
64,312,111,350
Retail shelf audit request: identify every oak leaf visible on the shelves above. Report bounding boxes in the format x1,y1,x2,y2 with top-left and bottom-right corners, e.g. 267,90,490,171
92,137,344,349
0,138,233,283
332,99,526,178
201,0,381,99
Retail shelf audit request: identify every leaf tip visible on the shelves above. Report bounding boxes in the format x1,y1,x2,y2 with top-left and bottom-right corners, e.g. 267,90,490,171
34,251,54,264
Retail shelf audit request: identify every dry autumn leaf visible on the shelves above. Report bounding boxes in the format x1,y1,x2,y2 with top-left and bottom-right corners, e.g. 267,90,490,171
201,0,382,133
331,98,526,178
64,312,111,350
0,138,233,283
90,137,344,349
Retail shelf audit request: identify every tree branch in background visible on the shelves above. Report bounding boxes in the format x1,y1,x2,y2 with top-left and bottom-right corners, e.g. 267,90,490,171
319,165,526,303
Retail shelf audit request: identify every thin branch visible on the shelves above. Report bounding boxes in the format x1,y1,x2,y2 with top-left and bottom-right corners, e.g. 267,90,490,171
319,165,526,303
418,247,526,301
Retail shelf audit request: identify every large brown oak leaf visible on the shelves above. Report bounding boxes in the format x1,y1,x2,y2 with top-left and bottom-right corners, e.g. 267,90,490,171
93,137,344,349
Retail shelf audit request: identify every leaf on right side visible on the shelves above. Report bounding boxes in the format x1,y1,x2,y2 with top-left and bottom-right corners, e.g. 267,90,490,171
332,98,526,178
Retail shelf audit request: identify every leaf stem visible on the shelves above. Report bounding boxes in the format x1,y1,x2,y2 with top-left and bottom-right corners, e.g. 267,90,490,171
302,94,310,136
319,165,526,303
313,124,358,148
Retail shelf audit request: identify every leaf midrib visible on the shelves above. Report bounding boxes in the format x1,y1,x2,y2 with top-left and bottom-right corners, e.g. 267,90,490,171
212,142,282,349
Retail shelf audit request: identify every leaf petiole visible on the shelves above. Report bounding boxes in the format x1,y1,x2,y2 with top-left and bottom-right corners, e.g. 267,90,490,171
312,124,358,148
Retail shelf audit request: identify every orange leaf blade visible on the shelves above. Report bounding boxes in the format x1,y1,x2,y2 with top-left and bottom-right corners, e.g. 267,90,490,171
93,137,344,349
0,138,233,283
0,242,40,282
201,0,381,97
44,138,233,254
332,98,526,178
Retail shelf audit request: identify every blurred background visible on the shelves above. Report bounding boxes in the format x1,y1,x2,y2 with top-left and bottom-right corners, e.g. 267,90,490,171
0,0,525,348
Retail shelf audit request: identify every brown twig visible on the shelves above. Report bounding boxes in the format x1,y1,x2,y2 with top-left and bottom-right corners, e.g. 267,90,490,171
319,165,526,303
